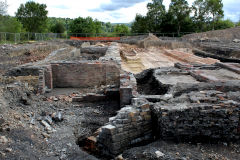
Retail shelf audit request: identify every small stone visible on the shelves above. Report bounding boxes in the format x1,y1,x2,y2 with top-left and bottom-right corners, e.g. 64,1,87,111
44,116,53,125
52,112,63,122
14,115,21,120
0,136,8,144
67,143,72,147
61,148,67,153
233,39,240,43
42,132,50,138
5,148,12,152
60,153,67,160
116,154,124,160
30,118,35,125
0,151,6,156
40,120,52,132
155,151,165,158
23,114,28,119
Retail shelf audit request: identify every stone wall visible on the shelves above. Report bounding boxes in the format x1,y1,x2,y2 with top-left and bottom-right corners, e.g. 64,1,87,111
151,103,240,141
97,98,152,156
120,72,138,106
43,65,53,90
51,61,120,88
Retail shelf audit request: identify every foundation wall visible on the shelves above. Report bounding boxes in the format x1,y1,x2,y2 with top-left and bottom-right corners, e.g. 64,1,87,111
51,61,120,88
152,103,240,141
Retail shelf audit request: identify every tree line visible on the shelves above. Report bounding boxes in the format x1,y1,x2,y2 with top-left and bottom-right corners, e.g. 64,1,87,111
132,0,238,35
0,0,239,36
0,1,130,36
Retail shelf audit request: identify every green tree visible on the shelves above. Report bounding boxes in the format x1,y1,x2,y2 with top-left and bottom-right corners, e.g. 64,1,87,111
0,16,23,32
50,22,65,33
205,0,224,30
192,0,209,32
69,17,102,36
16,1,48,32
146,0,166,32
131,14,149,33
114,24,129,35
47,17,73,33
94,20,103,34
0,0,7,15
160,11,176,33
169,0,191,36
105,22,112,32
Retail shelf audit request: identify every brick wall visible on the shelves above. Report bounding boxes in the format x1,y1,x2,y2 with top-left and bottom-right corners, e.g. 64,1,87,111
51,61,120,88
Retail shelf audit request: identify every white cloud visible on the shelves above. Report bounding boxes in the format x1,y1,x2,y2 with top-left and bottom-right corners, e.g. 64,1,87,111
5,0,240,23
6,0,150,23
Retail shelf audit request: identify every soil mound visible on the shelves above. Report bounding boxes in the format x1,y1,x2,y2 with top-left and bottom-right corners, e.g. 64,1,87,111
183,27,240,42
138,34,162,48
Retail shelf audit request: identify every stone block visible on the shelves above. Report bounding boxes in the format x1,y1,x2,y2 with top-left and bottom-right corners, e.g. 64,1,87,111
102,125,117,135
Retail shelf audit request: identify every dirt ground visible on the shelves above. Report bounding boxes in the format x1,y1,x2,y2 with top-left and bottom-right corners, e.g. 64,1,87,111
122,140,240,160
0,41,72,75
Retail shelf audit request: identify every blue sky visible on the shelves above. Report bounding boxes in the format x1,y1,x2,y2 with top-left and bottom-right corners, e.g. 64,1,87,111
6,0,240,23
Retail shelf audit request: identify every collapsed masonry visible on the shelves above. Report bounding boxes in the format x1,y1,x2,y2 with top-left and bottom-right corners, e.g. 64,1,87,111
4,38,240,157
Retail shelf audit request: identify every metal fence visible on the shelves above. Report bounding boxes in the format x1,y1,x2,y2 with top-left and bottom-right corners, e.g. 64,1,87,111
0,32,194,44
0,32,67,43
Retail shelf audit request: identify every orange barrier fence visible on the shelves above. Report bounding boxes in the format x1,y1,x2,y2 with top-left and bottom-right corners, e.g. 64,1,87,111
70,36,121,41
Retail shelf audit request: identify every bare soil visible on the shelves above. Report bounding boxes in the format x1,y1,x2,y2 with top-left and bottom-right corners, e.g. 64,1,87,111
0,41,70,75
